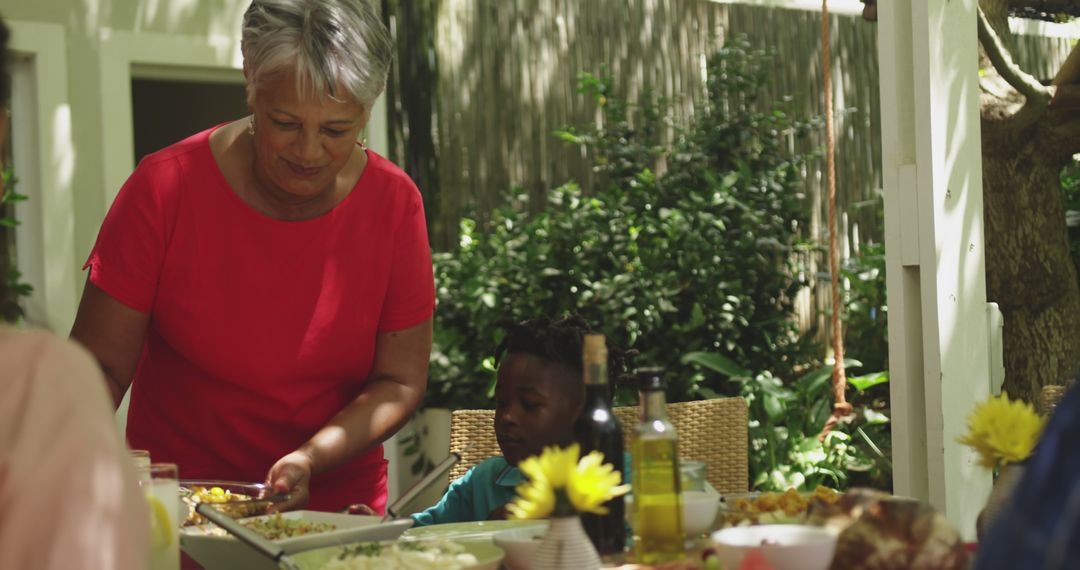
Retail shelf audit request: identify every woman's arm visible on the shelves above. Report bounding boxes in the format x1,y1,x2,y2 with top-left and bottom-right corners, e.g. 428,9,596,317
69,279,151,408
267,316,433,510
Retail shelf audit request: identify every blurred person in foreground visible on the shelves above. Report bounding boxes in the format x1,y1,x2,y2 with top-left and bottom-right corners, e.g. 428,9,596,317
0,15,149,570
974,381,1080,569
70,0,435,514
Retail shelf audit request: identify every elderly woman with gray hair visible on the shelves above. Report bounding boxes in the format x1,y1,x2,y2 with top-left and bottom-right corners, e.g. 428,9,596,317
71,0,434,514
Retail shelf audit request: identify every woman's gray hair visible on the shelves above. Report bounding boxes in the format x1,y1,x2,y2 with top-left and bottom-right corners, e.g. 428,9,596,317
241,0,393,107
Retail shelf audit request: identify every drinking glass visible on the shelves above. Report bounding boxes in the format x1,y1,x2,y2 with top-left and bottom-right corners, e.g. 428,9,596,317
129,449,151,468
680,460,707,492
129,449,152,484
140,462,180,570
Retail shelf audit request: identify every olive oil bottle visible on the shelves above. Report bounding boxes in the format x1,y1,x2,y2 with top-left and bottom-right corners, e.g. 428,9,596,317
631,368,685,564
574,334,626,559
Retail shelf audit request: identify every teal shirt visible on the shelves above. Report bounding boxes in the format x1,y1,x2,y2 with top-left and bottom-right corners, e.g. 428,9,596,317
410,453,634,527
411,456,522,527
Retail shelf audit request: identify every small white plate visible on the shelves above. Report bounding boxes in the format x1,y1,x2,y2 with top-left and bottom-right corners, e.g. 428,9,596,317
291,540,505,570
180,511,413,570
402,520,549,543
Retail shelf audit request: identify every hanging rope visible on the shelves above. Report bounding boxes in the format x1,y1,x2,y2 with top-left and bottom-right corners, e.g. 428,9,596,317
819,0,852,442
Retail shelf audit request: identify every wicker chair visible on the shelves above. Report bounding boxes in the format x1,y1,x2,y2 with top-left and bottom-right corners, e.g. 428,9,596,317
447,397,749,495
1039,380,1075,416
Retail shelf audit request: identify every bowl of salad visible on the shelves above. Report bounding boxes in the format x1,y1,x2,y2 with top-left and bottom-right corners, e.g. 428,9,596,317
179,511,413,570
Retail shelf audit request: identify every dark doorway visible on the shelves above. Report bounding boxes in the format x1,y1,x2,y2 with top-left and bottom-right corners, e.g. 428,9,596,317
131,78,248,163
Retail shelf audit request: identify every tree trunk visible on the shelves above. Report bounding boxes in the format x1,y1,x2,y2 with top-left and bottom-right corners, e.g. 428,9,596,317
382,0,442,248
981,112,1080,403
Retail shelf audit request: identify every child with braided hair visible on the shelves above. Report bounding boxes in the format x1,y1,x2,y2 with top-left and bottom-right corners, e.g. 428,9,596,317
411,315,634,526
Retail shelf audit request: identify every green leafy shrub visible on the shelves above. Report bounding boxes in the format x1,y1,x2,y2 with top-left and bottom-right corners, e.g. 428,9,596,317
427,36,818,408
679,239,893,491
1,164,31,323
682,351,891,491
424,36,895,491
840,242,888,373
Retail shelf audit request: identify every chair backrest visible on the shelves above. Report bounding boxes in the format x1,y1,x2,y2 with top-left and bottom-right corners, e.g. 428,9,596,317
447,397,749,495
1039,381,1075,416
447,409,501,485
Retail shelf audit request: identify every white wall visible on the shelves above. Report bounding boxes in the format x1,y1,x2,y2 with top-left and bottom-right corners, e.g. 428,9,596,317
0,0,245,329
7,20,77,333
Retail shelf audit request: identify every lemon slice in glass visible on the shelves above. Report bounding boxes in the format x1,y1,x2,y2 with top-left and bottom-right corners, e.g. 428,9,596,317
145,494,173,549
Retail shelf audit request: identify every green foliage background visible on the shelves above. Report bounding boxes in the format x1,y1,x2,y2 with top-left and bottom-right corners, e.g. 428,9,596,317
428,37,817,409
1,165,31,323
425,37,894,491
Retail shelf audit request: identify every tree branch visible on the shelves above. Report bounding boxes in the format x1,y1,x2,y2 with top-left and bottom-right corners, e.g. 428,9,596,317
977,6,1052,107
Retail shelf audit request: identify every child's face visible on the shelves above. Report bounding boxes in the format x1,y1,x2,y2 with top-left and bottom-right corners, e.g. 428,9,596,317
494,352,582,466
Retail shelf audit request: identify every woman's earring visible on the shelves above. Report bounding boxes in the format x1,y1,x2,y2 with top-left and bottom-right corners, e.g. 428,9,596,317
248,116,255,136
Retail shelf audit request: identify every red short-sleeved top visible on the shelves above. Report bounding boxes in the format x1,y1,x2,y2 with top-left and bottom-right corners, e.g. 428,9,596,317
84,126,436,513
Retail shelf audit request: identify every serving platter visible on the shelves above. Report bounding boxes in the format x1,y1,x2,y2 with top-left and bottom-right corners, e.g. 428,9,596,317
180,511,413,570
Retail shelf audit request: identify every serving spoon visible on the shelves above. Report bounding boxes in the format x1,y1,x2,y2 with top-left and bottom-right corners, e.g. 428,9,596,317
381,442,473,522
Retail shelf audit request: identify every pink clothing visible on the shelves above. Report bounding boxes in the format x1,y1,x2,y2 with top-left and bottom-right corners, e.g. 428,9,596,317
0,328,148,570
84,126,435,512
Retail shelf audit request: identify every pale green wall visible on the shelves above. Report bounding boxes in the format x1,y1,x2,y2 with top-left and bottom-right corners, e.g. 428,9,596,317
0,0,247,325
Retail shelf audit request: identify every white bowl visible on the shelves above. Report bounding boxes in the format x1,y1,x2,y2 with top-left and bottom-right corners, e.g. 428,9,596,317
492,525,547,570
180,511,413,570
682,491,721,536
710,524,838,570
626,491,721,538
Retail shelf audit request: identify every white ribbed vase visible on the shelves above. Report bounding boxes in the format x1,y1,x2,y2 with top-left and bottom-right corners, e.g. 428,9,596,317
532,516,602,570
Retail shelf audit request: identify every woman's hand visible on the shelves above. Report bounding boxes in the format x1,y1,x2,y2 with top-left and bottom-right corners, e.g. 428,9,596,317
265,450,314,512
263,318,433,513
343,503,377,516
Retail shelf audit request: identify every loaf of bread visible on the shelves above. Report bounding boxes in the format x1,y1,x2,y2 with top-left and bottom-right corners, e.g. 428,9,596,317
808,489,969,570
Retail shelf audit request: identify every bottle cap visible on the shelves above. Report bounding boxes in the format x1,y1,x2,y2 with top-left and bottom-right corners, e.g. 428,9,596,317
635,367,666,391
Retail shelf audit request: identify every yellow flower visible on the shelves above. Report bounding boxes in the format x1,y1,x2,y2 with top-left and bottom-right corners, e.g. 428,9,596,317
508,444,630,520
957,393,1045,470
507,476,555,520
567,450,632,515
534,444,580,489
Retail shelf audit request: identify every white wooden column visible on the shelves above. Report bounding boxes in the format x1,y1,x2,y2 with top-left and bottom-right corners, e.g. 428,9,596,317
878,0,994,538
8,21,78,333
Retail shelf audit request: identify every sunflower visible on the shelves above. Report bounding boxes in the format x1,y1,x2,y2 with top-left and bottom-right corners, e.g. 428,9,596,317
957,392,1045,471
508,444,630,520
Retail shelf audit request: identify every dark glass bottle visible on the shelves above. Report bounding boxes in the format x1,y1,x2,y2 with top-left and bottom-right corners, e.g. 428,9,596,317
574,334,626,559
